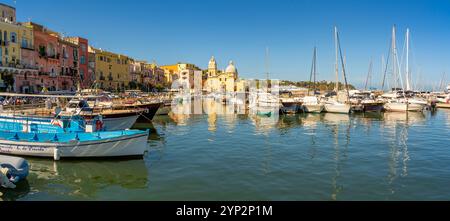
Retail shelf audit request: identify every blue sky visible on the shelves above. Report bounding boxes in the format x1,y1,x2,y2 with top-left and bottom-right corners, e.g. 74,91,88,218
9,0,450,89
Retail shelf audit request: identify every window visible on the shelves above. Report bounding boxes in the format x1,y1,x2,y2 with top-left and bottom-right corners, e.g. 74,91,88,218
81,44,86,53
3,31,7,42
80,69,84,80
5,47,8,55
0,30,2,41
80,55,86,64
10,32,16,43
22,39,28,48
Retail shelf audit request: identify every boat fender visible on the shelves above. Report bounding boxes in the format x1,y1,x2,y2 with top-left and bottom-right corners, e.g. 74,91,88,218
53,148,61,161
96,117,104,131
0,167,16,189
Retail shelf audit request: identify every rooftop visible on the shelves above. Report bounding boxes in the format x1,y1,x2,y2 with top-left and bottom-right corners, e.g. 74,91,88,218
0,3,15,10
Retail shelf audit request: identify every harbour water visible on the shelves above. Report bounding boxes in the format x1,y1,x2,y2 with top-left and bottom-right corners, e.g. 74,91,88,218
2,105,450,201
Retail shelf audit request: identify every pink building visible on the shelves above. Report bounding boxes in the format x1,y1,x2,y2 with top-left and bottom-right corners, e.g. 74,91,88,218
64,37,90,88
15,22,76,92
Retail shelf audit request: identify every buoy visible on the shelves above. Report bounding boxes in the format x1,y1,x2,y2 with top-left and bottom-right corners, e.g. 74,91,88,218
53,148,60,161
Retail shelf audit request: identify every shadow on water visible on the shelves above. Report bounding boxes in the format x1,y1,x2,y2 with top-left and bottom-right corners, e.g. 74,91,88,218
0,179,30,201
17,158,149,200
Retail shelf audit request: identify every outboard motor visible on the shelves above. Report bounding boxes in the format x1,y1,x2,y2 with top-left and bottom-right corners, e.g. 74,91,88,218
0,155,29,188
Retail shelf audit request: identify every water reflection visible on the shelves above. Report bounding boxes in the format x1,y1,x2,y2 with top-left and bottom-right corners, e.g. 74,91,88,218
381,112,426,195
0,179,30,201
23,159,148,200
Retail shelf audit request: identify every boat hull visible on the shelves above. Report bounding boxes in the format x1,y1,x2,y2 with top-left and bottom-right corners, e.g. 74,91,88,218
0,132,148,159
362,103,384,112
137,103,162,121
302,104,324,113
323,104,351,114
384,102,423,112
436,103,450,108
280,102,301,114
156,105,171,115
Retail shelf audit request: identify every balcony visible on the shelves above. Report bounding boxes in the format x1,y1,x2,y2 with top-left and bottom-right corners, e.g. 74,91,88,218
21,44,34,50
0,40,9,46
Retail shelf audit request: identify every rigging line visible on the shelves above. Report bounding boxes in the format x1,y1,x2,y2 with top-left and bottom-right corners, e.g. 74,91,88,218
308,47,315,95
365,59,373,91
336,31,350,103
382,39,392,90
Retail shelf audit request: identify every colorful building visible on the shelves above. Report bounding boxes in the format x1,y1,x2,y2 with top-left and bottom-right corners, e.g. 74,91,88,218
0,8,40,92
204,57,244,92
89,46,133,91
23,22,76,92
0,3,16,23
64,37,90,88
161,62,201,87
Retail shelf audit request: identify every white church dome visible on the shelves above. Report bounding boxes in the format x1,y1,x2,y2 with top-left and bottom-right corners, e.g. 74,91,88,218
225,61,237,74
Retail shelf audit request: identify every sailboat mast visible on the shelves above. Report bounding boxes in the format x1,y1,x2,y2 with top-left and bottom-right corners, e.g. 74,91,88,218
406,28,410,91
308,47,315,95
334,26,339,92
392,25,397,90
265,47,270,81
365,59,373,91
313,47,317,94
336,30,350,103
381,55,385,90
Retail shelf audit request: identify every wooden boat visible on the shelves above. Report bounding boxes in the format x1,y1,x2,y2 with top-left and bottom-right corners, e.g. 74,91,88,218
113,101,162,121
63,98,141,130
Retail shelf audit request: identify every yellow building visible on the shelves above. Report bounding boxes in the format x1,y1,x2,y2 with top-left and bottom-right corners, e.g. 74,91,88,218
89,46,133,91
0,3,16,23
0,19,24,67
161,62,201,85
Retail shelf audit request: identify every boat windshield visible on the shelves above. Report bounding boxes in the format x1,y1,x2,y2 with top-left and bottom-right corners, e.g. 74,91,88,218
68,100,89,109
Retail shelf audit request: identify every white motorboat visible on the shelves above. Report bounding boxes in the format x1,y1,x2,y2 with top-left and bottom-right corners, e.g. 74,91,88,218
384,100,424,112
302,96,324,113
323,100,351,114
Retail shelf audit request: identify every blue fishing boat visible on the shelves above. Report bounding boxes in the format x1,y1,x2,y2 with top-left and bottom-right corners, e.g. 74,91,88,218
0,115,149,160
0,130,149,160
